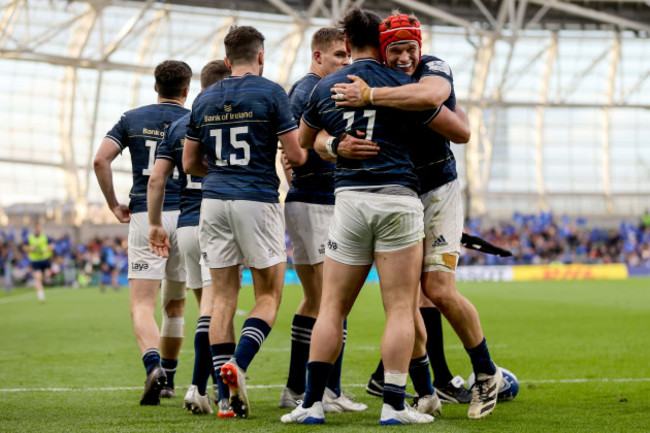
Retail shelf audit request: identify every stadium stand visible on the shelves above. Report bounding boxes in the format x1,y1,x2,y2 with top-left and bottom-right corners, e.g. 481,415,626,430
2,214,649,290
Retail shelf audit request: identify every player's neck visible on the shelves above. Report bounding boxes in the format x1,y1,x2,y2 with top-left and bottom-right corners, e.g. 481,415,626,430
350,47,380,62
157,97,184,106
309,64,325,79
230,64,260,77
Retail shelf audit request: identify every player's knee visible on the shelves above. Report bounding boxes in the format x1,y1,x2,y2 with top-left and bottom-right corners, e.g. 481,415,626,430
161,279,187,317
165,298,186,317
423,270,457,308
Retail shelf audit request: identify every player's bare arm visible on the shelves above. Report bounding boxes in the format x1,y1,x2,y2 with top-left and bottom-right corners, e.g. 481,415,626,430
94,137,130,223
279,147,294,182
182,137,208,177
428,105,471,144
297,120,319,150
331,74,451,110
279,129,308,167
314,129,380,161
147,158,175,258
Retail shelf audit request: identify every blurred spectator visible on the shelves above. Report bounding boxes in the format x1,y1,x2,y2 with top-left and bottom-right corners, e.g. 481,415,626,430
1,215,649,289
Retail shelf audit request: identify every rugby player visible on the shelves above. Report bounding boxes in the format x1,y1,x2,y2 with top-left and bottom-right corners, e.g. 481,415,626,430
25,224,53,303
183,25,307,418
94,60,191,405
282,7,443,425
280,27,366,414
147,60,232,415
330,12,502,419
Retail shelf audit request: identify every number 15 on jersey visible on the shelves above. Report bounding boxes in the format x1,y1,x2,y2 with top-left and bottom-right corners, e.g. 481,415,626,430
210,127,251,166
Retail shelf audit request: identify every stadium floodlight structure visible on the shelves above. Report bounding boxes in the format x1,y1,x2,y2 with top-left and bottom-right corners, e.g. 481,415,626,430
1,0,649,225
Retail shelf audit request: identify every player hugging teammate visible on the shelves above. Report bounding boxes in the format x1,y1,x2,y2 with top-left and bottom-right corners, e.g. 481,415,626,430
95,5,505,427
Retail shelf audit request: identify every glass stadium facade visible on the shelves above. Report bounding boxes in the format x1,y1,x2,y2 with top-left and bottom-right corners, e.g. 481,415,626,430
1,0,649,224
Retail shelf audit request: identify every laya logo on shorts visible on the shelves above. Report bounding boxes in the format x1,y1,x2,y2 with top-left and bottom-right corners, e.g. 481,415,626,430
131,262,149,271
202,252,208,260
319,244,326,255
327,240,337,251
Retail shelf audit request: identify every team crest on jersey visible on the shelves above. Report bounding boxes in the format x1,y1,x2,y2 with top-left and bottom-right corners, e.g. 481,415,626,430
224,104,232,112
425,60,451,76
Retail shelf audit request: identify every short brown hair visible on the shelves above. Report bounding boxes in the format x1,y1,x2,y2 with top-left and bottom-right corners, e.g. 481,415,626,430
154,60,192,99
224,25,265,66
311,27,346,52
200,60,231,88
339,7,381,50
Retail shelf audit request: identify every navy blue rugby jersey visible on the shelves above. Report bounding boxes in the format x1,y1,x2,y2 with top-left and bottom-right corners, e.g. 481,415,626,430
285,73,335,205
105,102,188,213
186,73,298,203
407,55,458,194
156,113,202,228
302,58,436,192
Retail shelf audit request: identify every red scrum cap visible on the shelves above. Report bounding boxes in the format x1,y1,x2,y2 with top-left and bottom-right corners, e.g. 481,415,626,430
378,13,422,63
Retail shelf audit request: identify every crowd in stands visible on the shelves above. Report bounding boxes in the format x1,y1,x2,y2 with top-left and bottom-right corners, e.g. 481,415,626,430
460,212,650,267
2,212,649,289
1,228,128,290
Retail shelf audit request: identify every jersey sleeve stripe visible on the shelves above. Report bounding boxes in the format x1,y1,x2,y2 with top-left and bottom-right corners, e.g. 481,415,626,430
277,124,298,136
301,116,320,130
105,135,124,150
422,105,443,125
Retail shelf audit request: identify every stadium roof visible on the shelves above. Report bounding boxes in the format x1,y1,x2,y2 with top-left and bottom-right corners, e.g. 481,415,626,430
127,0,650,34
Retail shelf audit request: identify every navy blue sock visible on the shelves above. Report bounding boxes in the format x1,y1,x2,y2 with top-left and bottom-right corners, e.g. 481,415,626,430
421,307,454,387
326,318,347,396
409,355,435,397
160,358,178,389
303,361,333,408
234,318,271,372
142,348,161,375
466,337,497,376
383,376,406,411
211,342,236,401
161,358,178,389
372,359,384,381
286,314,316,394
192,316,212,395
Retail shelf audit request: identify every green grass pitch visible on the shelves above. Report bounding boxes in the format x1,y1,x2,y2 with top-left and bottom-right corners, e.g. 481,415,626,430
1,278,649,432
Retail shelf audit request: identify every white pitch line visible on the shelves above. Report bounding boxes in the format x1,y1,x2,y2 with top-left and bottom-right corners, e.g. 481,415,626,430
0,292,38,305
1,377,649,393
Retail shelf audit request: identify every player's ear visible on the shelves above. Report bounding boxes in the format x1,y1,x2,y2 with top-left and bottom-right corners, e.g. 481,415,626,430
154,83,159,94
313,49,322,64
345,39,350,54
258,50,264,66
224,57,232,70
182,86,189,98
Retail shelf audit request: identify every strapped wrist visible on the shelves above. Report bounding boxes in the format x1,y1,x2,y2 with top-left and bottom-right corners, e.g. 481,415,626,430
325,136,337,158
361,86,374,104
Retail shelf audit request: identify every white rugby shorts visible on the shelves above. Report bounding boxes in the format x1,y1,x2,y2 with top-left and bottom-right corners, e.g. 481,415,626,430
421,179,463,273
285,202,334,265
199,199,286,269
177,225,211,290
326,190,424,266
128,211,185,281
